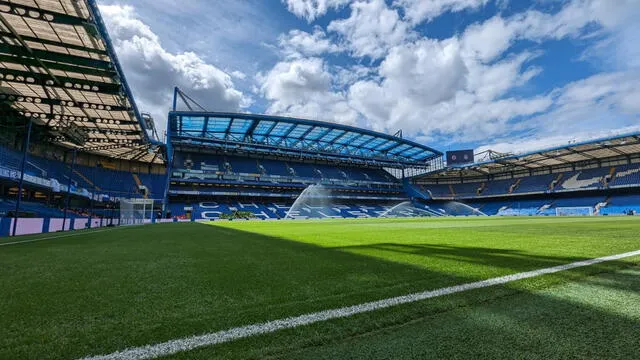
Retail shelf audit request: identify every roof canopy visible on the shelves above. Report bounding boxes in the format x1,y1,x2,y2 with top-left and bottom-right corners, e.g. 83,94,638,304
169,111,443,167
418,133,640,180
0,0,163,163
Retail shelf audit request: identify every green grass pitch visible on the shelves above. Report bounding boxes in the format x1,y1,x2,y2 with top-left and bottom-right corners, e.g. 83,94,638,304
1,217,639,359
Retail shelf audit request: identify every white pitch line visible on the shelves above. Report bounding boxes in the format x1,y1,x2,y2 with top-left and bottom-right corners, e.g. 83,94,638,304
80,249,640,360
0,228,112,247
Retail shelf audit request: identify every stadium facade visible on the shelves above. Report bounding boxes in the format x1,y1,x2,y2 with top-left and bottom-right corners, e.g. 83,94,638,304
2,0,640,236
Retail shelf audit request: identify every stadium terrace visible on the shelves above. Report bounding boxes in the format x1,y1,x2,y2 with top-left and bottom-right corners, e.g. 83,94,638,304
2,0,640,229
1,1,639,360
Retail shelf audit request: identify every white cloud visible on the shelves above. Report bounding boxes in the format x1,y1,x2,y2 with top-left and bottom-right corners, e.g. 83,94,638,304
282,0,350,22
377,37,467,106
395,0,488,25
230,71,247,80
544,71,640,128
258,58,358,125
462,0,640,64
328,0,413,59
262,0,640,150
582,21,640,70
278,27,342,58
343,0,640,144
99,5,249,134
465,52,541,101
347,33,548,140
477,125,640,156
334,64,378,87
479,71,640,153
461,15,516,63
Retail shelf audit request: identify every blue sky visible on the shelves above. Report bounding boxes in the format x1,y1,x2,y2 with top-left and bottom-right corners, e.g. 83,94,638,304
98,0,640,154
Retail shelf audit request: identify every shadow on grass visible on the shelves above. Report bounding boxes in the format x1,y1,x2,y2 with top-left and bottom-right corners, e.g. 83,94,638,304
333,242,589,272
0,222,637,360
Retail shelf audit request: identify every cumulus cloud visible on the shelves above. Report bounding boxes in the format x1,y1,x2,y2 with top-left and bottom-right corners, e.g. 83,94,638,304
343,0,639,145
395,0,489,25
99,4,249,134
463,0,640,64
230,71,247,80
278,27,342,58
334,64,378,87
347,32,549,140
478,71,640,153
260,0,640,153
477,125,640,156
540,71,640,130
328,0,412,59
282,0,350,22
258,58,359,125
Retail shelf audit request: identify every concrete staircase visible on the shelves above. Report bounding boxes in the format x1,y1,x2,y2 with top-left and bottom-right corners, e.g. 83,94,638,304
132,174,148,199
73,169,100,190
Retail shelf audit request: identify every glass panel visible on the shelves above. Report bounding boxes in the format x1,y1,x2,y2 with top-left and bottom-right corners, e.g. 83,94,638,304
401,147,421,157
288,124,312,138
206,117,231,132
319,129,344,142
343,145,359,154
205,132,225,139
304,126,327,140
270,122,294,136
180,116,204,131
253,121,275,135
229,119,253,133
364,138,388,149
360,148,375,157
350,135,373,147
389,144,411,154
334,132,359,145
267,136,283,144
411,151,429,160
376,140,398,151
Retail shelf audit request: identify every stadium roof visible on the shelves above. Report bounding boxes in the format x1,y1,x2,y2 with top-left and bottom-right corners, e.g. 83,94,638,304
416,132,640,179
0,0,163,163
169,111,443,167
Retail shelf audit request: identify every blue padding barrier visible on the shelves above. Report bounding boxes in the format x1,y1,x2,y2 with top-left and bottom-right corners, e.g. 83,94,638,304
42,217,50,234
0,217,11,237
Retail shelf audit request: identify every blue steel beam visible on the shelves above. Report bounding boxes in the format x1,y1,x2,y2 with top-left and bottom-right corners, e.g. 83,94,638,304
172,135,438,168
330,131,351,146
11,118,33,236
170,111,442,156
167,111,443,163
243,119,260,142
308,127,333,141
290,126,317,147
224,118,233,140
61,149,77,232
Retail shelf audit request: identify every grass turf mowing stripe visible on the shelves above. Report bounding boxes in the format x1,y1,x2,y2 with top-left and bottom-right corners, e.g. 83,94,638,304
0,228,112,247
79,249,640,360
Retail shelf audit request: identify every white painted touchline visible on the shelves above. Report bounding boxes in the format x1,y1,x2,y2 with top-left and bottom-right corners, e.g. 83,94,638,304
0,228,112,247
80,249,640,360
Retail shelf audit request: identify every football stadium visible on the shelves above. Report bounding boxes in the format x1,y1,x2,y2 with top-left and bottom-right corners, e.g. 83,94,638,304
1,1,639,359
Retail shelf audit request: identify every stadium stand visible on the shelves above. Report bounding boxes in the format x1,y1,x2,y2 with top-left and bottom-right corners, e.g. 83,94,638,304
419,163,640,199
2,0,640,237
164,111,441,220
412,134,640,216
1,144,164,198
